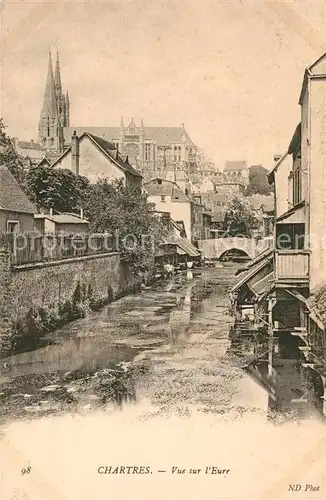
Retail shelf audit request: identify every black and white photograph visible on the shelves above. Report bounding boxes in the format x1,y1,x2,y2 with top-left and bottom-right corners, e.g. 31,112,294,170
1,1,326,499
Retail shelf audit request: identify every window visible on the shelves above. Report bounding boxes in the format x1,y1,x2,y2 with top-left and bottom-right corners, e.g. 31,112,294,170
161,195,166,202
7,221,19,233
276,223,304,250
293,158,302,206
158,179,162,185
145,143,151,161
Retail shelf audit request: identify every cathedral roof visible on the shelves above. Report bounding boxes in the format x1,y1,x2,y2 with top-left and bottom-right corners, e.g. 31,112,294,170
63,126,195,146
41,51,58,118
0,166,37,214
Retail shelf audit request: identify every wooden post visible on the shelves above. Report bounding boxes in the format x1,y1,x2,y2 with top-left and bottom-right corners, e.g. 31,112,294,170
268,295,277,379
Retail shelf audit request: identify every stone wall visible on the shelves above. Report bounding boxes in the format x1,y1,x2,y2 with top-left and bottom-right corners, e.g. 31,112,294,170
0,247,138,356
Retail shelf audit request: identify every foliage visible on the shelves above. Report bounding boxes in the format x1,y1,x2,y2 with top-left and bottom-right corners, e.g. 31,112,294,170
224,196,261,237
25,165,90,212
83,178,167,274
0,118,27,185
244,164,273,196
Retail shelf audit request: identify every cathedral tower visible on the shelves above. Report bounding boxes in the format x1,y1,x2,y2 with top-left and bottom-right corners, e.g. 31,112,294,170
38,50,70,152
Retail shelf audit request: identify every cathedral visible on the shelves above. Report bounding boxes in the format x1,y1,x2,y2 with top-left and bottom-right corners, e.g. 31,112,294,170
29,51,214,180
38,50,70,153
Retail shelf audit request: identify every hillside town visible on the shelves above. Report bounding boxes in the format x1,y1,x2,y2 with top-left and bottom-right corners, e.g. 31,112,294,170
0,47,326,426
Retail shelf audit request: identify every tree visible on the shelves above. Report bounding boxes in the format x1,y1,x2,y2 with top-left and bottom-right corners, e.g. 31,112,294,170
83,178,167,274
224,196,260,237
244,164,273,196
0,118,27,185
25,165,90,213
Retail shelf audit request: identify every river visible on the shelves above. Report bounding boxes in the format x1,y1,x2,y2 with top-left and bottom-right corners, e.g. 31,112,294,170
2,265,326,500
0,264,272,425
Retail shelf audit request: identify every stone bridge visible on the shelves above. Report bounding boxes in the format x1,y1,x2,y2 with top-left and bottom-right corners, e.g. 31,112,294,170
197,237,272,260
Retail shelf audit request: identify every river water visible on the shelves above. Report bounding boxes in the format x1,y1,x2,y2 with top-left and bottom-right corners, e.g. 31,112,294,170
2,265,326,500
0,264,270,424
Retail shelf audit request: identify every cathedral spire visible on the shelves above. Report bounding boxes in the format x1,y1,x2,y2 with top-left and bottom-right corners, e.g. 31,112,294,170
54,50,62,92
120,116,125,131
41,50,57,117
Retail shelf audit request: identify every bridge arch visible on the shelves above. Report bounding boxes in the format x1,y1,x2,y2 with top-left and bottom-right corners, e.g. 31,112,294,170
198,237,269,260
218,248,253,261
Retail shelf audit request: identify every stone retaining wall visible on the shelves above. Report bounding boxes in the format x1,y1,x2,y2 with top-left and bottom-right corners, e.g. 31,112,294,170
0,248,138,356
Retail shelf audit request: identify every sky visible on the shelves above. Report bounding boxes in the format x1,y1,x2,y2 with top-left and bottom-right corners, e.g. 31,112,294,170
1,0,326,170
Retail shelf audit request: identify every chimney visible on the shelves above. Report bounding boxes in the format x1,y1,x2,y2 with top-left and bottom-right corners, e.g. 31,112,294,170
80,208,83,220
71,131,80,175
49,208,53,216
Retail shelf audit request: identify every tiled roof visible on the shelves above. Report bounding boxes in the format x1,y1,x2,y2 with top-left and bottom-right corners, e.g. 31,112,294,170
144,178,190,201
87,133,142,178
17,141,43,151
163,235,201,257
34,213,89,224
0,166,37,214
230,253,273,293
36,157,51,168
224,161,247,172
63,126,195,146
249,271,275,300
306,283,326,329
51,132,142,179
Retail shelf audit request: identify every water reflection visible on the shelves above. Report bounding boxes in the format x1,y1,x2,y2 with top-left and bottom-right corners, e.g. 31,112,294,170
229,330,326,423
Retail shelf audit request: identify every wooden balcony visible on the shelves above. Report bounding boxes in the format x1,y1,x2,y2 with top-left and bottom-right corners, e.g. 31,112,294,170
275,250,310,286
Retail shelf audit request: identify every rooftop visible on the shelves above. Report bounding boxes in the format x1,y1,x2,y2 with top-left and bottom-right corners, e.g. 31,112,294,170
0,166,37,214
63,125,195,147
34,213,90,224
224,161,248,172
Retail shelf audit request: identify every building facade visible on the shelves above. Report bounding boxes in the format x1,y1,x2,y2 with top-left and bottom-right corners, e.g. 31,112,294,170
63,118,202,180
230,52,326,417
144,178,207,243
51,131,142,187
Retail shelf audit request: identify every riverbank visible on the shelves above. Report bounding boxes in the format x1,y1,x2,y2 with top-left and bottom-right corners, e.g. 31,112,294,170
1,266,259,426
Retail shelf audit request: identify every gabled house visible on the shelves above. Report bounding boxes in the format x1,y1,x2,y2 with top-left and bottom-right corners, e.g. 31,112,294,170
0,166,37,232
50,131,142,187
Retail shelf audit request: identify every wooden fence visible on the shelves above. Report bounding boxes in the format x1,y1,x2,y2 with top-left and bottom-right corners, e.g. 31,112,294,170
5,232,117,266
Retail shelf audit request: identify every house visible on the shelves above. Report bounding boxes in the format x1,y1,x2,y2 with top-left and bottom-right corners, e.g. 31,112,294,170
145,178,209,243
34,211,90,234
144,178,193,242
231,53,326,416
13,138,45,165
0,166,37,232
50,131,142,187
153,210,201,271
